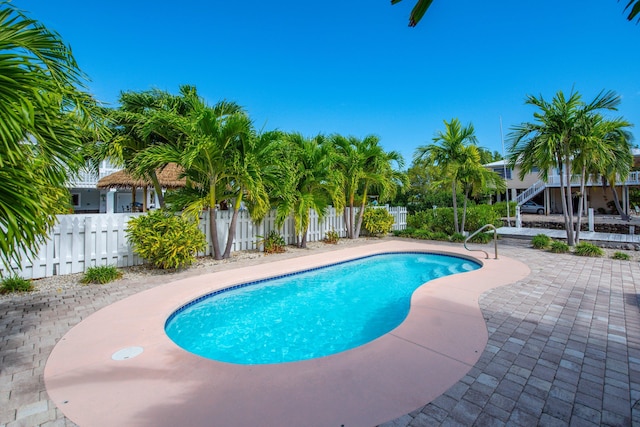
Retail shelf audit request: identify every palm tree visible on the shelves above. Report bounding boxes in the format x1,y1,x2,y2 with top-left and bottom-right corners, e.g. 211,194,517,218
456,145,506,234
414,118,478,234
577,114,633,227
331,134,405,239
391,0,640,26
272,133,339,248
508,89,624,245
102,87,193,209
136,89,256,260
0,3,103,270
352,139,406,238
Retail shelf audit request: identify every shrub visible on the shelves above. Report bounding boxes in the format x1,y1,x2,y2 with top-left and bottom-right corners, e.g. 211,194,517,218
323,229,339,244
492,201,518,218
469,232,494,244
126,210,207,269
531,234,552,249
612,251,631,261
362,207,395,236
258,230,286,254
549,241,570,253
430,231,450,241
81,265,122,284
0,276,33,294
407,205,501,236
574,242,604,257
449,232,466,242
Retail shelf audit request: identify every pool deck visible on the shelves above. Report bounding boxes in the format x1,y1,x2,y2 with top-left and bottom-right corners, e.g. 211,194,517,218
2,237,640,426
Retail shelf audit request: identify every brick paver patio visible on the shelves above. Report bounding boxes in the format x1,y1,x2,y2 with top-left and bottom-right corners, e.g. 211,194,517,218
1,238,639,426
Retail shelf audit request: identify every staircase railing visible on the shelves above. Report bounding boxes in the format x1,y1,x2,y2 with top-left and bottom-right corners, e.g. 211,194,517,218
515,180,546,205
464,224,498,259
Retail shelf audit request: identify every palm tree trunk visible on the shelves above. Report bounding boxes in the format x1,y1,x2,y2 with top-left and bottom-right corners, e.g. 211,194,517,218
558,158,574,246
209,206,222,259
343,208,350,239
354,191,368,239
149,170,165,208
222,196,242,259
300,224,308,248
348,194,355,239
574,165,587,244
461,189,469,235
452,180,459,234
611,185,629,220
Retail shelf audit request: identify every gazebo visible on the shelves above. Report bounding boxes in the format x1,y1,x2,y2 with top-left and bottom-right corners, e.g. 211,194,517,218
97,163,186,212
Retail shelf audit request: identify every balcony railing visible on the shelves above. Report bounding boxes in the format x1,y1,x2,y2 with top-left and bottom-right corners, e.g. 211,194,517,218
546,171,640,187
67,167,122,188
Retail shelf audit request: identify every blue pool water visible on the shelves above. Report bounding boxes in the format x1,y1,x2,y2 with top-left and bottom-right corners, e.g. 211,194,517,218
165,252,479,364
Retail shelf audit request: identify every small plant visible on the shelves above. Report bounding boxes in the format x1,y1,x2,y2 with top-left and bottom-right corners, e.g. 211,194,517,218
574,242,604,257
469,232,493,244
0,276,33,294
449,232,466,242
549,241,570,253
126,210,207,269
81,265,122,284
324,229,339,244
531,234,552,249
612,251,631,261
430,231,450,241
362,207,395,236
258,230,286,254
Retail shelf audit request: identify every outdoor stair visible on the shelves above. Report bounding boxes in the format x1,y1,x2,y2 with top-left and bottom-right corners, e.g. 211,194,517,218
516,180,545,205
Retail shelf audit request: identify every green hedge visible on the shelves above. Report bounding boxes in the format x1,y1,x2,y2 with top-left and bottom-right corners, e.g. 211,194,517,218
407,204,502,235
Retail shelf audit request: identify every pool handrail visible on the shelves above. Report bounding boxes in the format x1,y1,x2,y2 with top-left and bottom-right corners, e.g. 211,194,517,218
464,224,498,259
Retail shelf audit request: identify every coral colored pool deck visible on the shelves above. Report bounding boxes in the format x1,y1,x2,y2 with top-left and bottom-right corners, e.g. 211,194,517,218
43,241,529,427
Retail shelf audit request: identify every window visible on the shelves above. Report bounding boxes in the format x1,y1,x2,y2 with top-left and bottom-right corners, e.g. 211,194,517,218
493,168,512,179
71,193,81,207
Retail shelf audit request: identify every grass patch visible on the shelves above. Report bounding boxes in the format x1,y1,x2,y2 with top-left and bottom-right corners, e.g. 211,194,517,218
81,265,123,284
611,251,631,261
0,276,33,294
549,241,570,254
531,234,552,250
574,242,604,257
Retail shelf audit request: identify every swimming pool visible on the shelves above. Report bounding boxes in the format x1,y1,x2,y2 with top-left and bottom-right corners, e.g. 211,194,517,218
165,252,480,364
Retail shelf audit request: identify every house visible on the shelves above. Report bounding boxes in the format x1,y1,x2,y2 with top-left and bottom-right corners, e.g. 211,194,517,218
66,161,184,214
485,148,640,215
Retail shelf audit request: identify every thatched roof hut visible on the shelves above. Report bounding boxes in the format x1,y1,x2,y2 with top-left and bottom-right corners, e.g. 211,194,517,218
97,163,186,190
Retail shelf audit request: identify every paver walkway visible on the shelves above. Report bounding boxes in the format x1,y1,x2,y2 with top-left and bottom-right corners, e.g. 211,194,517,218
1,237,640,426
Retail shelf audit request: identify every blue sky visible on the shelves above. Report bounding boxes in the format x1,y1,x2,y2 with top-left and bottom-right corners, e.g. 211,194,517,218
15,0,640,164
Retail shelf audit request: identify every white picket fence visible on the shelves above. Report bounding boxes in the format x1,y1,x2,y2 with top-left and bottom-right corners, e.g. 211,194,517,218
1,206,407,280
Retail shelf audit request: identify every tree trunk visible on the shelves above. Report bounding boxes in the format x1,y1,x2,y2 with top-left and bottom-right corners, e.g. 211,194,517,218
354,191,368,239
607,180,630,221
300,225,308,248
452,180,459,234
557,157,574,246
149,170,165,208
222,197,242,259
209,206,222,260
574,165,587,245
347,195,355,239
460,189,469,235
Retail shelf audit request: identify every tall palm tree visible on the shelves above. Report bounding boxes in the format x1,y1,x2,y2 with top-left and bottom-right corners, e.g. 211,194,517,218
272,133,339,248
508,89,624,245
352,138,406,238
391,0,640,26
136,90,254,260
577,113,633,228
102,87,194,209
414,118,478,234
456,145,506,234
331,134,404,239
0,3,103,270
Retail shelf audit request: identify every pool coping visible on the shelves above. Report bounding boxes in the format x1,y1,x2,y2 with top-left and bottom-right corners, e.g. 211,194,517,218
44,241,530,427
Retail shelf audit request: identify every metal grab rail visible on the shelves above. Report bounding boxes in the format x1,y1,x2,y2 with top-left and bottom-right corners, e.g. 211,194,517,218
464,224,498,259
